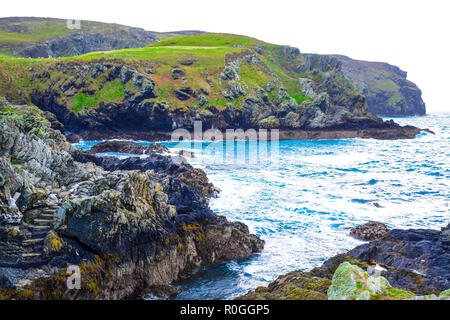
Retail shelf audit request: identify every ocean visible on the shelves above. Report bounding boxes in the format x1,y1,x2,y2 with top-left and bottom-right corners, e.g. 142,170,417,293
74,113,450,300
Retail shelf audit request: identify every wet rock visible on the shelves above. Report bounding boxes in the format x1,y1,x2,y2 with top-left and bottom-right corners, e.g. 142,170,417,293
145,143,169,154
89,140,147,154
350,221,389,241
88,140,169,155
240,223,450,300
65,133,80,143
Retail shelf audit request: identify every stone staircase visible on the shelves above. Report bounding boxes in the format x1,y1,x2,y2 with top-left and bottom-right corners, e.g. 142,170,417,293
21,205,58,264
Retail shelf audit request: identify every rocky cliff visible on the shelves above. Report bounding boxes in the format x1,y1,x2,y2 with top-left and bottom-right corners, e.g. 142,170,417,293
334,55,426,116
0,100,264,299
239,222,449,300
0,17,160,58
0,33,427,141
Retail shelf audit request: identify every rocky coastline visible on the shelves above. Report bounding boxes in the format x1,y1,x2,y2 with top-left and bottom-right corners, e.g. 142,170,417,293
0,102,264,299
239,222,449,300
67,126,432,142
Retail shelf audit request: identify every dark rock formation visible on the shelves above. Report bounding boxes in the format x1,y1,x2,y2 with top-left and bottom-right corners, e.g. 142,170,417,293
348,226,449,294
240,222,449,299
0,102,263,299
350,221,389,241
0,17,159,58
88,140,169,155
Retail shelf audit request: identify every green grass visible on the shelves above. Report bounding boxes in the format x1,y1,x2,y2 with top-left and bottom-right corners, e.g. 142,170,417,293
71,79,125,112
388,93,401,105
209,97,229,107
0,50,14,57
0,17,154,46
0,20,76,44
150,33,268,48
376,79,397,91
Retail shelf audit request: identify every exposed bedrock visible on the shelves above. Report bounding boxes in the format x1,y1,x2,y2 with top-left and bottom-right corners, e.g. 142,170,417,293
0,102,263,299
239,222,449,300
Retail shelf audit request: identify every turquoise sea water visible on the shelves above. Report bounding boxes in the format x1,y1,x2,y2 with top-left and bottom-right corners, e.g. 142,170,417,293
75,114,450,300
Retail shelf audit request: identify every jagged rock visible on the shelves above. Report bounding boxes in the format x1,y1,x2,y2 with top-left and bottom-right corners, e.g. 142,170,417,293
88,140,169,155
326,262,448,300
240,223,449,300
350,221,389,241
223,81,246,100
282,46,301,59
65,133,81,143
2,17,160,59
145,143,170,154
174,87,196,101
335,55,426,116
0,103,263,299
259,116,280,129
265,82,274,92
89,140,146,154
299,78,316,99
220,66,238,80
120,66,134,84
198,95,208,107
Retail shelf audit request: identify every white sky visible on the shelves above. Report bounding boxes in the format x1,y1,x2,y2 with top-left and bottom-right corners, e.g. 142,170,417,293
2,0,449,112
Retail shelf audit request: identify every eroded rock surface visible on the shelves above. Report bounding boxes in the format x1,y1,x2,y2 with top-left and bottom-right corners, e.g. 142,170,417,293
0,102,263,299
350,221,389,241
240,222,449,300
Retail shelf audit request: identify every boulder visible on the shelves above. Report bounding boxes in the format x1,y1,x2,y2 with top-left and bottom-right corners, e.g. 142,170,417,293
171,68,185,80
350,221,389,241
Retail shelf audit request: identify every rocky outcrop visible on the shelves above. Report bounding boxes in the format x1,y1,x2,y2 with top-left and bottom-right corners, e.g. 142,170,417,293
350,221,389,240
88,140,169,155
328,262,449,300
0,102,263,299
0,31,429,140
334,55,426,116
239,222,449,300
0,17,159,58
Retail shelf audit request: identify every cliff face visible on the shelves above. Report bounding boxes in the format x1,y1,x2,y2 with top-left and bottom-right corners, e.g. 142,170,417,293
0,33,414,140
334,55,426,116
0,17,159,58
0,100,263,299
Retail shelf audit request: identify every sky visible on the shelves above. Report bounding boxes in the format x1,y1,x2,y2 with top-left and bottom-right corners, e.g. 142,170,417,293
2,0,449,112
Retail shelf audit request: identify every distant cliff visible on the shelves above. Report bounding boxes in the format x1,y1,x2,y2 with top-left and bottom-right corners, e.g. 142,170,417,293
334,55,426,116
0,17,160,58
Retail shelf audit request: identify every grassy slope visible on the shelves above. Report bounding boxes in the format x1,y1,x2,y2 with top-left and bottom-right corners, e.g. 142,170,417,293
0,17,157,58
0,33,311,115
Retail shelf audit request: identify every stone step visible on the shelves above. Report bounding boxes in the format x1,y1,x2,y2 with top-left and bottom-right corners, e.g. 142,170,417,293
29,225,51,231
23,238,44,245
32,231,49,239
22,253,41,258
40,213,54,219
33,219,53,225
